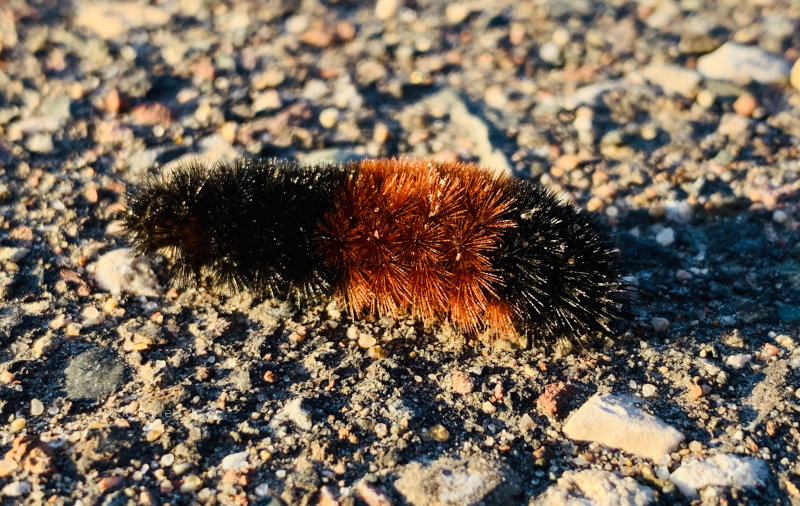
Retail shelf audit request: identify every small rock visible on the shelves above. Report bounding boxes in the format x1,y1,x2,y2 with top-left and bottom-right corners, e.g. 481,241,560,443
1,481,31,497
536,382,577,418
655,228,675,247
445,4,472,24
759,343,780,361
64,346,128,401
180,474,203,493
696,89,716,107
539,41,562,65
358,333,377,349
641,384,657,397
641,64,701,96
427,424,450,442
283,398,312,430
92,248,161,297
791,59,800,92
144,419,165,442
75,1,171,39
374,423,388,438
725,354,752,369
733,93,757,117
29,399,44,417
772,210,788,223
697,42,790,84
221,450,249,471
9,418,26,433
318,108,338,128
651,317,670,332
374,0,400,20
450,370,474,395
394,456,519,506
562,394,684,464
25,133,54,153
669,454,770,498
533,469,655,505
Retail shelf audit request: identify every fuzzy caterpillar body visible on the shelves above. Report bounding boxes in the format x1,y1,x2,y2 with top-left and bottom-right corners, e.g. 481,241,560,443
123,157,624,344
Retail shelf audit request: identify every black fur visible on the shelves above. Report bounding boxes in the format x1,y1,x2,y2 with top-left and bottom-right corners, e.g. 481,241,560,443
492,179,625,345
123,158,350,303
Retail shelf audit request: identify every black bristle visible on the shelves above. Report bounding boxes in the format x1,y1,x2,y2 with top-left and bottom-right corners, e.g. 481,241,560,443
492,179,625,345
123,158,350,304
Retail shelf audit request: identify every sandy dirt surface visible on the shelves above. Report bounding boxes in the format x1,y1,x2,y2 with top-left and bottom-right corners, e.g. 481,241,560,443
1,0,799,504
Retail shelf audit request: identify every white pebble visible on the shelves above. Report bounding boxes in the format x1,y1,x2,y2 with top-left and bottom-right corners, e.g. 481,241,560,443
318,108,338,129
641,384,658,397
656,228,675,247
772,210,788,223
30,399,44,416
651,317,670,332
725,354,752,369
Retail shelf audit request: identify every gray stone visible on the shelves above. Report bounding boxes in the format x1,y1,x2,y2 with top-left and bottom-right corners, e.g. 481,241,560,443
92,248,161,297
562,394,684,464
532,469,655,505
394,456,520,506
64,347,129,401
640,64,701,96
697,42,790,84
669,454,770,498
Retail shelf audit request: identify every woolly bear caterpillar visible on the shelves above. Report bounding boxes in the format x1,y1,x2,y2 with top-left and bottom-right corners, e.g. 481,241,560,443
123,157,624,345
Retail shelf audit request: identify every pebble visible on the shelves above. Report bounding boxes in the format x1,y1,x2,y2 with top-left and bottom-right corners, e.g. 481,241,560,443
733,93,757,117
772,210,788,223
641,64,701,97
220,450,249,471
283,398,312,430
394,456,519,506
696,89,716,107
641,384,657,397
427,424,450,442
533,469,655,505
669,454,769,498
92,248,161,297
318,108,338,129
144,419,165,442
725,354,752,369
255,483,270,496
29,399,44,416
180,474,203,493
374,0,400,20
374,423,388,438
358,333,377,349
791,58,800,92
650,317,670,332
563,394,684,464
655,228,675,246
450,370,474,395
9,418,26,433
1,481,31,497
539,41,562,65
64,346,128,401
697,42,790,84
75,1,171,39
445,3,471,24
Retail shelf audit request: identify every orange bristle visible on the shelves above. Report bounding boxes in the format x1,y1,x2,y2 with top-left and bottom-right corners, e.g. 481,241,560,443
316,158,515,335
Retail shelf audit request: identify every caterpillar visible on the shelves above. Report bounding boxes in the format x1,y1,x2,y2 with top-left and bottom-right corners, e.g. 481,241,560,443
122,157,625,345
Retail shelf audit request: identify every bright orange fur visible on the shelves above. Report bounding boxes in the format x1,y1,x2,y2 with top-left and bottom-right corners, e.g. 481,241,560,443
316,158,516,335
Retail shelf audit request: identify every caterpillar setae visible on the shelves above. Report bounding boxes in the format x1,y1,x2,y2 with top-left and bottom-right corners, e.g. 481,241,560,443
122,157,625,345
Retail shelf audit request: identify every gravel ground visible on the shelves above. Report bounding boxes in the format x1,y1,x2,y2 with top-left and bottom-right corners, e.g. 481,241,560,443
1,0,800,505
